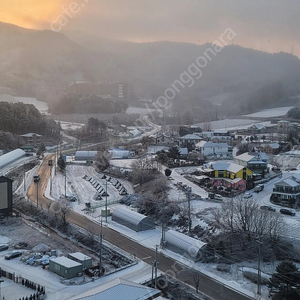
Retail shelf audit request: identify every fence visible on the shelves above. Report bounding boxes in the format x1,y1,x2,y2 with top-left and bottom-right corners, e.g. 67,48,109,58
0,267,46,299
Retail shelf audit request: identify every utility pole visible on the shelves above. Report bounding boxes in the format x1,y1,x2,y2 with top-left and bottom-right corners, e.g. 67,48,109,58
105,180,108,223
23,169,26,192
257,238,262,295
160,198,165,249
64,168,67,198
154,245,159,289
99,218,103,276
50,165,52,195
36,182,39,208
187,187,192,233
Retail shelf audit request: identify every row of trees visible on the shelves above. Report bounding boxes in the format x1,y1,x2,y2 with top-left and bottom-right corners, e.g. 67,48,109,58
50,94,128,114
0,102,60,137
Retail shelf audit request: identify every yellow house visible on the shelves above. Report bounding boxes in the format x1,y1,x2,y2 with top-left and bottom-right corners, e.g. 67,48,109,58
203,162,253,181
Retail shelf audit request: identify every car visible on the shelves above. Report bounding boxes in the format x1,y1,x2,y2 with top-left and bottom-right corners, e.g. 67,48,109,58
0,244,8,252
260,205,276,212
214,194,224,201
254,184,264,193
280,209,296,216
5,251,22,260
244,192,253,199
33,175,40,183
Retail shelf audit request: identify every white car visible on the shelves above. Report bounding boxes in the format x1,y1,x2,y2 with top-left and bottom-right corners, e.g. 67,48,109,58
214,194,224,200
244,192,253,199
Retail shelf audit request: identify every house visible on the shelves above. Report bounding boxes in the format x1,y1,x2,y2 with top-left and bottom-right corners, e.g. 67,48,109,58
179,125,202,137
261,143,280,155
212,129,232,141
248,123,266,131
178,134,202,151
202,161,253,182
154,133,174,145
271,174,300,205
234,152,268,175
277,120,291,131
20,133,43,147
195,141,232,158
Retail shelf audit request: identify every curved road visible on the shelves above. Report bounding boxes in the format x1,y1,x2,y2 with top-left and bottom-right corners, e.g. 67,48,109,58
27,155,255,300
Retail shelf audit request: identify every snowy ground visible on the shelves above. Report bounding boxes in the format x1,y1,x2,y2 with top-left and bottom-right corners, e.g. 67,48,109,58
49,165,134,211
59,121,85,131
243,106,293,118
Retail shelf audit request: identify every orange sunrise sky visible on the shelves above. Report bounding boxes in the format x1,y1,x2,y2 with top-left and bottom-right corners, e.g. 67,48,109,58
0,0,299,57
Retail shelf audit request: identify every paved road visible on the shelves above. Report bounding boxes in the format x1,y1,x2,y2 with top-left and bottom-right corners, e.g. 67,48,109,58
27,155,255,300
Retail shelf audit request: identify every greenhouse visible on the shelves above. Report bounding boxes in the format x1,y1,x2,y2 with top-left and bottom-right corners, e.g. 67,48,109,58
74,151,97,161
112,206,155,232
0,149,26,170
165,230,207,261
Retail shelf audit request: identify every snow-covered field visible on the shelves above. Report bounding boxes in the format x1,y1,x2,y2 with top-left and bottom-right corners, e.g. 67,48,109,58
243,106,293,118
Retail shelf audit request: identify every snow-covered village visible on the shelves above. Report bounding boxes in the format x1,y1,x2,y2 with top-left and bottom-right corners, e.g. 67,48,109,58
1,101,300,300
2,5,300,299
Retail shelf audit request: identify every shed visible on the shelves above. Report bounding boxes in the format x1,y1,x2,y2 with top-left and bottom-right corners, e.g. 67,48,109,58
68,252,92,269
112,206,155,232
0,176,13,216
49,256,83,279
0,149,26,169
75,151,97,161
165,230,207,261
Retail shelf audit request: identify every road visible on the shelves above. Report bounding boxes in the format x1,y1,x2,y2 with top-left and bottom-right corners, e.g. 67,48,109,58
26,155,255,300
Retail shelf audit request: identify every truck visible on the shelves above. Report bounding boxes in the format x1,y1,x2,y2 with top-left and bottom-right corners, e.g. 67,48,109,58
254,184,264,193
48,159,53,166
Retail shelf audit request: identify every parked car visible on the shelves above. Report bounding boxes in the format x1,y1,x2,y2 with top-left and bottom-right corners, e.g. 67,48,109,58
214,194,224,201
244,192,253,199
5,251,22,260
254,184,264,193
280,209,296,216
0,244,8,252
260,205,276,212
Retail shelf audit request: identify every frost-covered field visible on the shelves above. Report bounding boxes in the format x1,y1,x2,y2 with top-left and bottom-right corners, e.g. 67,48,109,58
243,106,293,118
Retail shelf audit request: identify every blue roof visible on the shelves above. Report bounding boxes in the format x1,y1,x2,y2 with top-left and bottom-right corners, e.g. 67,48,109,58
75,278,160,300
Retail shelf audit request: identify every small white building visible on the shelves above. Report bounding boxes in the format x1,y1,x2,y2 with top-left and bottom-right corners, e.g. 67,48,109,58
196,141,232,158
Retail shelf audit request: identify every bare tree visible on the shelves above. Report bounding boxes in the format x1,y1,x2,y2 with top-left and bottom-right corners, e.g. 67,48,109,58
213,195,285,244
57,198,71,226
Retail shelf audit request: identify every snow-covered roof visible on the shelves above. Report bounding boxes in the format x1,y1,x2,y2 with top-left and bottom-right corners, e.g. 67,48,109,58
74,278,160,300
50,256,82,268
0,149,26,169
112,206,152,227
20,133,42,137
213,129,229,134
226,163,244,173
235,153,255,162
129,129,142,138
249,123,265,130
179,148,188,155
75,151,97,158
263,143,279,149
165,230,206,259
200,141,229,148
180,134,202,140
276,178,299,188
68,252,91,262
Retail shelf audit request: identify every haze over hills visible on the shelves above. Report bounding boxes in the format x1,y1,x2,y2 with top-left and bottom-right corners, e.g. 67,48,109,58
1,22,300,116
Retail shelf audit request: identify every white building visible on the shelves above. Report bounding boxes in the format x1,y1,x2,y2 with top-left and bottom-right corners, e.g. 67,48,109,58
196,141,232,158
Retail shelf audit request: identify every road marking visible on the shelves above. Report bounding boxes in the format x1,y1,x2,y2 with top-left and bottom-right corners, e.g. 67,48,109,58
141,256,152,260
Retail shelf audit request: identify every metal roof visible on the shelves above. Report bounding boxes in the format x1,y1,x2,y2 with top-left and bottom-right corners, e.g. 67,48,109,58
235,153,255,162
50,256,82,268
180,134,202,140
74,278,160,300
112,206,153,227
165,230,206,259
0,149,26,169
